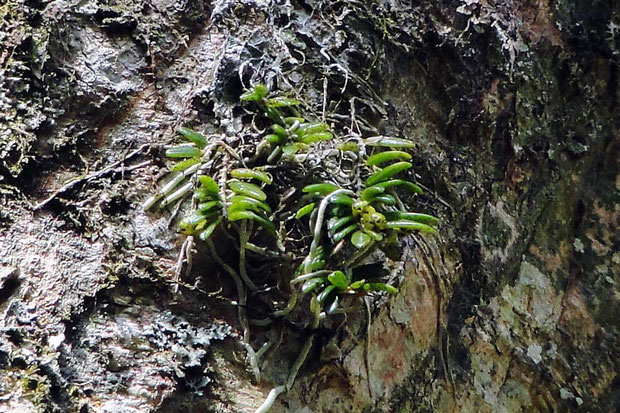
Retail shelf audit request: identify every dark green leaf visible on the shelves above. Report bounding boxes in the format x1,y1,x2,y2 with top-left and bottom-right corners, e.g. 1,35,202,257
228,180,267,201
301,277,326,293
384,211,439,226
302,183,339,195
177,127,207,148
385,220,438,234
317,285,336,303
366,162,412,186
332,223,359,242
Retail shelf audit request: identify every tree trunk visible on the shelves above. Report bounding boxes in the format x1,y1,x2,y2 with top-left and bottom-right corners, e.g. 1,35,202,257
1,0,618,412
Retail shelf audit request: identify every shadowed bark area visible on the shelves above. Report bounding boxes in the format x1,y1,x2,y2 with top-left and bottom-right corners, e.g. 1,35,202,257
1,0,618,412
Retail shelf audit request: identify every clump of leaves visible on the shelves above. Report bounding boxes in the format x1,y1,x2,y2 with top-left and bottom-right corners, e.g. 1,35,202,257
144,84,440,412
241,85,333,162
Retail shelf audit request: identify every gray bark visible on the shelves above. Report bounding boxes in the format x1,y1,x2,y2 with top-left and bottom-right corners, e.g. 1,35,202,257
1,0,618,412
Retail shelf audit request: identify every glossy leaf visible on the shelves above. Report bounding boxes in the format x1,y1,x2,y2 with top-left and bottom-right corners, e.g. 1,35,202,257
330,194,354,206
373,179,423,194
198,200,221,213
328,271,348,290
327,215,355,233
384,211,439,226
332,223,359,242
317,285,336,303
349,280,365,289
302,183,339,195
365,136,415,148
231,168,273,185
271,124,288,138
198,218,221,241
295,203,315,219
281,144,300,156
228,210,275,234
302,277,326,293
177,127,207,148
385,220,438,234
264,134,282,144
284,116,305,125
366,162,412,186
370,194,396,205
228,180,267,201
351,230,372,249
366,150,412,166
361,186,385,201
229,195,271,212
166,145,201,158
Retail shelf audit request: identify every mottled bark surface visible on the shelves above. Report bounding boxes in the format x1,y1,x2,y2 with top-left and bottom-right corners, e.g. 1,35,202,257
1,0,618,412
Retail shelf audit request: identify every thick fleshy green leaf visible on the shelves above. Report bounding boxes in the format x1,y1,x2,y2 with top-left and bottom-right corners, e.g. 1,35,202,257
198,200,221,214
366,150,412,166
240,84,268,101
370,194,396,205
302,183,339,195
265,97,300,108
300,132,333,144
332,223,359,242
179,212,206,233
373,179,423,194
328,271,348,290
166,145,201,158
198,176,220,196
301,277,326,293
385,220,438,234
177,127,207,148
198,218,221,241
366,162,412,186
228,180,267,201
363,282,399,295
264,134,282,144
351,230,372,249
284,117,306,125
228,210,275,234
349,280,365,290
361,186,385,201
229,195,271,212
384,211,439,226
171,158,201,171
327,215,355,233
231,168,273,185
317,285,336,303
365,136,415,148
271,124,288,138
298,122,329,135
295,203,315,219
330,194,354,206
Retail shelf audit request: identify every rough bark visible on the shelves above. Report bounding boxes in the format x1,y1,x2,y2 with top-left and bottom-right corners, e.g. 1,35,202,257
1,0,618,412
